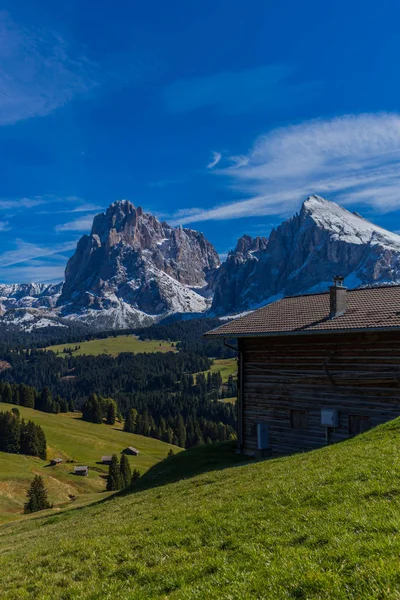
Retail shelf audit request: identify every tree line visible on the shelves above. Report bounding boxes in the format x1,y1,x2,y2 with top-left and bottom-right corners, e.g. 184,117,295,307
135,318,237,358
0,323,238,450
82,394,118,425
0,409,47,459
0,380,74,414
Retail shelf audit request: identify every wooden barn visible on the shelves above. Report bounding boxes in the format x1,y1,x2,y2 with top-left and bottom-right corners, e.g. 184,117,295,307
101,456,112,464
124,446,139,456
205,279,400,456
74,466,89,476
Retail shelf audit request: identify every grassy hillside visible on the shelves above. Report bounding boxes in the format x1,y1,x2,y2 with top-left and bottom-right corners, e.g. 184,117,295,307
46,335,176,357
196,357,237,383
2,420,400,598
0,403,181,523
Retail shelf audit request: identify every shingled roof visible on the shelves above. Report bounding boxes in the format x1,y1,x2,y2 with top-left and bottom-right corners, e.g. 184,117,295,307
204,285,400,338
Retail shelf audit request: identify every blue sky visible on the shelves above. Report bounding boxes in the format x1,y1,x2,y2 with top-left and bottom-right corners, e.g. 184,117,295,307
2,0,400,282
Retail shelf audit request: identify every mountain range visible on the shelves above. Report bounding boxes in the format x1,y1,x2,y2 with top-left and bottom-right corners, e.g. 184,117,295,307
2,195,400,331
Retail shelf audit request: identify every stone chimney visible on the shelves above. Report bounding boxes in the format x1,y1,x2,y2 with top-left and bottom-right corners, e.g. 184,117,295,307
329,276,347,318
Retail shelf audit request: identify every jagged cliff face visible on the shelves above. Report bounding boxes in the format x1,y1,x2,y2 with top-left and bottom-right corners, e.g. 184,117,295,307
57,200,220,328
210,235,268,314
211,195,400,314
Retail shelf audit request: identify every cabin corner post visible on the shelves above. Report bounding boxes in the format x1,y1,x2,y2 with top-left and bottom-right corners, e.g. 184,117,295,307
238,338,244,453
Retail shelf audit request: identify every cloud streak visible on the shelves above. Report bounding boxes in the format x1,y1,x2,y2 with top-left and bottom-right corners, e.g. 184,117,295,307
55,214,97,232
0,239,77,268
0,11,102,126
170,113,400,225
207,151,222,169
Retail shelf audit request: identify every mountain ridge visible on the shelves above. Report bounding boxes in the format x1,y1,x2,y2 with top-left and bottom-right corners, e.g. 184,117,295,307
2,195,400,331
210,195,400,314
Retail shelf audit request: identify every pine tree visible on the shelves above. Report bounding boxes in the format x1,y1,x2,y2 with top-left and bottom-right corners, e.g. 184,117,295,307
56,395,68,413
20,420,47,460
106,454,122,491
19,384,35,408
91,395,103,424
82,393,103,424
106,402,116,425
124,408,137,433
131,468,141,484
38,387,54,413
1,411,20,453
119,453,132,488
35,424,47,460
2,382,12,404
24,475,51,514
176,415,187,448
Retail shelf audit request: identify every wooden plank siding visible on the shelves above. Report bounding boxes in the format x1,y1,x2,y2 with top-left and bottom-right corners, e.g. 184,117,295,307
239,331,400,455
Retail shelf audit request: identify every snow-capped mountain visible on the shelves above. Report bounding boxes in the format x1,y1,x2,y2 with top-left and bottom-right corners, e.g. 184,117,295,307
211,195,400,314
56,200,220,329
0,282,63,312
3,195,400,332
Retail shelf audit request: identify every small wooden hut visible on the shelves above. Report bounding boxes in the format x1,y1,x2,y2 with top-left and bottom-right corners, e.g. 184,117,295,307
124,446,139,456
74,466,89,476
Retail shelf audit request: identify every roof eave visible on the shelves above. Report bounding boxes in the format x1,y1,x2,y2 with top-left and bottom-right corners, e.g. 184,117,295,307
204,325,400,339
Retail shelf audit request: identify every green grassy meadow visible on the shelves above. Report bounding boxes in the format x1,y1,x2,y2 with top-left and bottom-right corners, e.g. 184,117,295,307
46,335,176,357
2,420,400,598
196,357,237,383
0,403,181,523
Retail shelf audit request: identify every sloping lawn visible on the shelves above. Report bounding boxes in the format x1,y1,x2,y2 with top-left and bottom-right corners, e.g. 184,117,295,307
1,420,400,597
0,403,181,523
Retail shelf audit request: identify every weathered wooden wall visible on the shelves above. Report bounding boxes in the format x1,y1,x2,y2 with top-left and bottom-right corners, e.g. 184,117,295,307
240,331,400,455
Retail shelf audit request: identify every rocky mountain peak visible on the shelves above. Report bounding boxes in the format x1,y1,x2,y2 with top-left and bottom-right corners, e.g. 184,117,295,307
211,195,400,315
3,194,400,332
56,200,220,328
234,234,268,255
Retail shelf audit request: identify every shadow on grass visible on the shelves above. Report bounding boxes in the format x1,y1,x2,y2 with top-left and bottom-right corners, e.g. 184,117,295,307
119,440,253,497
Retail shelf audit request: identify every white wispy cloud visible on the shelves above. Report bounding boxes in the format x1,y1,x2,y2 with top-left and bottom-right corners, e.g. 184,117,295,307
228,155,250,169
0,11,150,127
55,213,97,232
0,239,79,283
38,202,102,215
0,221,10,232
169,113,400,225
207,151,222,169
0,196,48,210
0,11,101,126
0,239,77,268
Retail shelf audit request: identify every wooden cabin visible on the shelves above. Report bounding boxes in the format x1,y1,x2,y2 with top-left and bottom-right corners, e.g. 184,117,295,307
74,466,89,476
124,446,139,456
50,458,63,466
101,456,112,464
205,280,400,456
